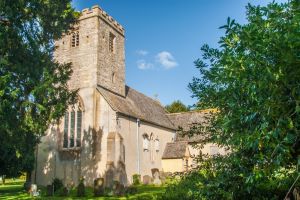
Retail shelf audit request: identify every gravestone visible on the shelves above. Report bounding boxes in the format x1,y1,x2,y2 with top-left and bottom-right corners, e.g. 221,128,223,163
159,171,171,184
293,187,300,200
151,169,161,185
46,185,53,196
113,181,124,196
61,187,69,196
105,163,115,189
142,175,152,185
30,184,40,197
94,178,104,197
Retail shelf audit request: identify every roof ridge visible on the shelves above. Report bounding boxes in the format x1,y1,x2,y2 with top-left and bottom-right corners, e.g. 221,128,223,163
125,85,162,106
126,85,176,127
166,109,217,115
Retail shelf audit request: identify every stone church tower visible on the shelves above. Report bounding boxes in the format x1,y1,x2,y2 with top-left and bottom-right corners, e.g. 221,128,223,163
34,5,176,187
54,5,125,96
36,5,129,186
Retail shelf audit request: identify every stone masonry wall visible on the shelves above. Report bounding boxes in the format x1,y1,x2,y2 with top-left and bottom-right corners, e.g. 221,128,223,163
54,5,125,96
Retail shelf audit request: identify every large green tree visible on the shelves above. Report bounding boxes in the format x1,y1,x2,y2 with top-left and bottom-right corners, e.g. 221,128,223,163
0,1,78,178
165,100,190,113
163,1,300,199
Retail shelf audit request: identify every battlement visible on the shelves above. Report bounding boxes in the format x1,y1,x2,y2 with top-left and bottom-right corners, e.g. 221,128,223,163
80,5,125,36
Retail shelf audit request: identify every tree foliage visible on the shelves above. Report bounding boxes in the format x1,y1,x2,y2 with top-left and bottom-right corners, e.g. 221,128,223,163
163,1,300,199
0,0,78,177
165,100,190,113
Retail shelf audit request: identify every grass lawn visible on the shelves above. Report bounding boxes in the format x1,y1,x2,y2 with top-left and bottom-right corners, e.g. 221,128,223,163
0,179,166,200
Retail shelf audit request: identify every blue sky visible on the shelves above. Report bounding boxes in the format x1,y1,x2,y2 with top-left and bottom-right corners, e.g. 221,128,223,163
72,0,287,107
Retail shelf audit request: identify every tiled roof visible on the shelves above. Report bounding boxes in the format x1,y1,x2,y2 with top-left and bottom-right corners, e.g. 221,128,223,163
167,109,215,142
162,141,189,159
97,86,176,130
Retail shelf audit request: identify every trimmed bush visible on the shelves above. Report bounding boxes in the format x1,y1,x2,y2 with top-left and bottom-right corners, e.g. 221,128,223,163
133,174,141,185
125,185,138,195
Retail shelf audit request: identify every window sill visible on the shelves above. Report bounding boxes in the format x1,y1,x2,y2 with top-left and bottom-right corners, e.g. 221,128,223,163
60,147,82,152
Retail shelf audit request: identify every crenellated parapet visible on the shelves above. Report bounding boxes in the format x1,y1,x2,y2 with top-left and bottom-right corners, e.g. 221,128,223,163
80,5,125,36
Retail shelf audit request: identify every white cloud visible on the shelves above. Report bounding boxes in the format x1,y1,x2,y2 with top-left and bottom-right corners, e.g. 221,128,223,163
137,59,153,70
136,50,149,56
156,51,178,69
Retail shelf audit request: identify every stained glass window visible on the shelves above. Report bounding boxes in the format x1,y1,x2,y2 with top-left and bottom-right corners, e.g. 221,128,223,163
76,110,82,147
69,111,75,147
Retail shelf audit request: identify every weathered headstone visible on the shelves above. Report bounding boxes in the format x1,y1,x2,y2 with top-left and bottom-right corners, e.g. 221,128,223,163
94,178,104,197
1,175,5,185
46,185,53,196
142,175,152,185
159,171,171,184
151,168,161,185
113,181,124,196
61,187,69,196
293,187,300,200
77,177,85,197
30,184,39,197
105,163,115,189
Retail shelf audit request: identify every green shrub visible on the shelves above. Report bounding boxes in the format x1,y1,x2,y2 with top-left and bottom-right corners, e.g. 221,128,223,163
132,174,141,185
77,177,85,197
125,185,138,195
60,187,69,196
160,171,202,200
134,193,159,200
104,187,113,196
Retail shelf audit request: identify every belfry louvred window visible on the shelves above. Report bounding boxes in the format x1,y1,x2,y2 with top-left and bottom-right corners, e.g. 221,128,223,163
71,31,79,47
63,102,83,149
109,32,115,53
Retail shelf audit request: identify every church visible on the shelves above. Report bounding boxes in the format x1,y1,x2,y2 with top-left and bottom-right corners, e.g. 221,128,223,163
33,5,219,187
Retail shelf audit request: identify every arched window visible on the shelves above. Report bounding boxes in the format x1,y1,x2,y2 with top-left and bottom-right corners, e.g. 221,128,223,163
76,109,82,147
142,133,149,151
69,110,75,147
155,139,160,152
63,101,83,149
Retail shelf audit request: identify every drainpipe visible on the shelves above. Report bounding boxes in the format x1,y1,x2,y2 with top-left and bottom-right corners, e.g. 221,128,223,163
136,118,140,174
34,143,38,184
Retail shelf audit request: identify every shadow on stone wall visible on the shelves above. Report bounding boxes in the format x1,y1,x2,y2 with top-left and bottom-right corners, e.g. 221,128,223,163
80,126,103,186
104,161,127,188
35,126,130,187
